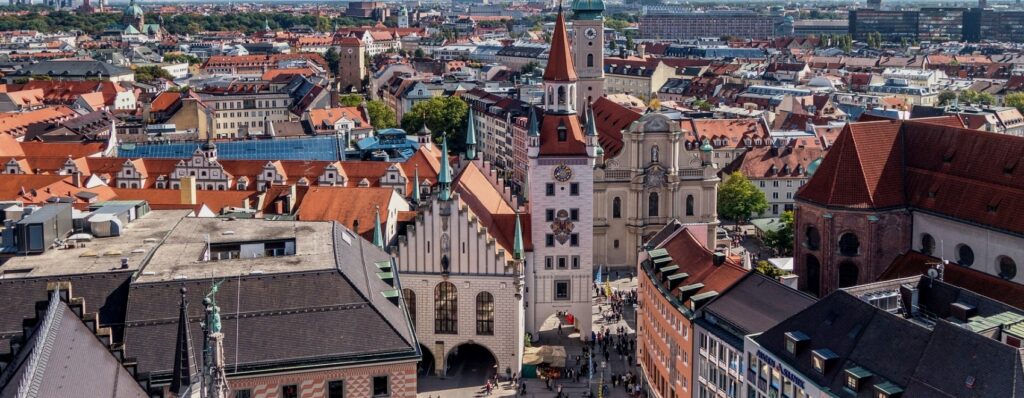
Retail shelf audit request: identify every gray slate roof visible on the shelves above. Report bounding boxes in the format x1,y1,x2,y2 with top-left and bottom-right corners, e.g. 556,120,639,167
10,60,132,78
0,292,147,398
756,290,1024,397
124,223,416,382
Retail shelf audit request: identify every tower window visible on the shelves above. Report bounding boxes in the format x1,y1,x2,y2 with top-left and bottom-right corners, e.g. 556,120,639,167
587,53,594,67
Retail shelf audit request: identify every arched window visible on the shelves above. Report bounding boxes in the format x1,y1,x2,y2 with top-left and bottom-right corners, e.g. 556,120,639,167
920,233,935,256
403,288,416,330
838,261,859,288
805,226,821,251
648,192,659,217
957,244,975,267
838,233,859,257
558,86,566,106
587,53,594,67
651,145,659,163
548,87,554,105
476,292,494,335
805,255,821,297
434,282,457,334
999,256,1017,280
686,195,695,216
612,197,622,219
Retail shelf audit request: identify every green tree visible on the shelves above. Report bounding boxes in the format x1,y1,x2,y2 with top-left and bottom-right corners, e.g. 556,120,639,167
400,97,469,147
134,65,173,83
625,35,635,52
162,53,201,65
324,47,340,74
521,61,540,75
959,89,995,105
339,94,364,107
692,99,713,111
717,172,769,228
605,18,630,32
938,90,958,106
755,260,788,279
414,48,426,58
761,211,795,256
366,100,397,129
1005,92,1024,113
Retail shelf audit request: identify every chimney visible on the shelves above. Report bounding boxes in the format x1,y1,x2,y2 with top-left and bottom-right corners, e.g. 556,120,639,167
71,171,82,188
899,284,919,317
288,184,297,212
638,43,646,58
180,176,196,205
120,257,129,269
712,252,726,266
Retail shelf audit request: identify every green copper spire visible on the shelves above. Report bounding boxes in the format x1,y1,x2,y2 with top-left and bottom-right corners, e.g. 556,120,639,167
412,166,421,202
513,210,524,261
527,107,539,137
585,104,598,136
465,108,477,160
438,136,452,201
373,206,384,249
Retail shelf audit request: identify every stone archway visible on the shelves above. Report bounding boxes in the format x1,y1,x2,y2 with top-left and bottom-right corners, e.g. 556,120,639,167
444,342,498,383
418,343,436,377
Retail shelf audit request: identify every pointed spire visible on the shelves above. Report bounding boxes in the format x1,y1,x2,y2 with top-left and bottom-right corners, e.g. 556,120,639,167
264,17,270,31
513,210,524,261
412,165,421,203
373,205,384,249
465,108,477,160
527,107,540,137
585,104,598,137
542,7,578,82
170,287,194,397
438,136,453,201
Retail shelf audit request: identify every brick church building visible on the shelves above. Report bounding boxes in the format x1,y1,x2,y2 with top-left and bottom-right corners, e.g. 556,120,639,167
794,116,1024,296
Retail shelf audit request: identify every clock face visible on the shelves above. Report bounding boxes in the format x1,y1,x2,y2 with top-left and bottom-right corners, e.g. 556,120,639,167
553,164,573,182
584,28,597,40
347,48,354,54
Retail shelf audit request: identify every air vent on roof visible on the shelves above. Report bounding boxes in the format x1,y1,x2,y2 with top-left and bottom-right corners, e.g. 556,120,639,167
173,275,187,280
222,231,235,235
249,270,264,275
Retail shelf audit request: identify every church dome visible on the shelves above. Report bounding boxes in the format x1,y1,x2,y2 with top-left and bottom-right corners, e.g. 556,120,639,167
700,139,713,153
807,156,823,176
124,0,143,17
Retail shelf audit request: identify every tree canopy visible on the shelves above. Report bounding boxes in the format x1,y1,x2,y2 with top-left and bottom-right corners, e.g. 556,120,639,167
400,97,469,149
1005,92,1024,113
366,100,397,130
761,210,795,256
718,172,769,226
339,94,364,107
134,65,173,83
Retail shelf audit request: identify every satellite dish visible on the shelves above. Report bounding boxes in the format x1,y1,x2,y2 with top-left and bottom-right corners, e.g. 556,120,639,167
927,268,939,279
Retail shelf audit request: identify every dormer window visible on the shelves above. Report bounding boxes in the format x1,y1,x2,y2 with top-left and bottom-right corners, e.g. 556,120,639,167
784,331,810,355
845,367,872,391
811,349,838,374
873,382,903,398
558,125,567,142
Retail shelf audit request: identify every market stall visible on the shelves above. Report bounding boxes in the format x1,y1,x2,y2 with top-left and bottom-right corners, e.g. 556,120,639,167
522,345,567,379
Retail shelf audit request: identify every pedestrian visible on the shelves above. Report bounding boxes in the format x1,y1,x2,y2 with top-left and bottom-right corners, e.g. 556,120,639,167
520,382,527,396
506,366,512,381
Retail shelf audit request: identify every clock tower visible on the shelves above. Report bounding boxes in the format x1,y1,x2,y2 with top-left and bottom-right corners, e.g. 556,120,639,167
525,7,599,341
572,0,605,112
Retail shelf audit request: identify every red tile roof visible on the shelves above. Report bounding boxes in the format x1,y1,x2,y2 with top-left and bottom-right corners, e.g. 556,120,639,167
538,114,587,156
797,120,905,209
723,146,825,179
541,10,577,82
654,226,748,303
453,160,531,253
296,186,396,236
591,97,641,159
20,141,104,158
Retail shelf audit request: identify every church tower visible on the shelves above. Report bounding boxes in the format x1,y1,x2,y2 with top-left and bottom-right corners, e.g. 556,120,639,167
525,6,598,341
571,0,605,112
